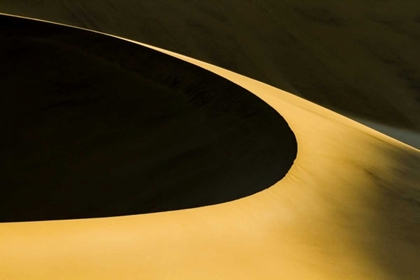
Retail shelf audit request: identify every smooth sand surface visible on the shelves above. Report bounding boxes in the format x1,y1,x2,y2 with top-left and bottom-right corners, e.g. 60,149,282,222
0,15,296,222
352,116,420,149
0,0,419,132
1,15,420,279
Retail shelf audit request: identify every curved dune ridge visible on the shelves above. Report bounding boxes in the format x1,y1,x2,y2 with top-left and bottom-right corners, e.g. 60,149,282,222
0,15,296,222
1,1,419,133
1,14,420,280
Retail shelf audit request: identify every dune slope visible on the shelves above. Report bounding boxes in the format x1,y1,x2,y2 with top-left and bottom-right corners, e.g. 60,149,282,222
0,15,296,222
0,0,419,132
0,15,419,279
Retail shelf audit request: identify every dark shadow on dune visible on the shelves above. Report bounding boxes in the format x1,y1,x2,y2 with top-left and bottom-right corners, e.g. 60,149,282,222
1,1,419,132
0,15,297,222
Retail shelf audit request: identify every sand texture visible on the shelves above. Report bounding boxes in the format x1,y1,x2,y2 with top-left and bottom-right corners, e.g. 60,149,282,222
0,15,419,279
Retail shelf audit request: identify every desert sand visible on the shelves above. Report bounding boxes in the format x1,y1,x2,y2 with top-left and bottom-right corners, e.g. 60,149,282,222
0,14,296,222
0,0,419,134
0,14,419,279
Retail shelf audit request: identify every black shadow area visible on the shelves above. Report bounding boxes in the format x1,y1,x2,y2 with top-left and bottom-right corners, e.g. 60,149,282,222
0,15,297,222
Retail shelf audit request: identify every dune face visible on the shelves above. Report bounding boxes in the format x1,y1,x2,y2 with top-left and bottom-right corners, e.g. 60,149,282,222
0,14,419,280
351,116,420,149
0,1,419,133
0,15,297,222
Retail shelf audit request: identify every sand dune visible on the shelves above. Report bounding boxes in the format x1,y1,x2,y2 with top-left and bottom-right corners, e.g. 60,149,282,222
0,15,296,222
352,116,420,149
0,0,419,133
0,15,419,279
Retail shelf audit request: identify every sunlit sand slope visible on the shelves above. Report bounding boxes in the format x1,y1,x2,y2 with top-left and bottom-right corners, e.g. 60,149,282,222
1,15,420,280
0,15,296,222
